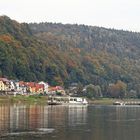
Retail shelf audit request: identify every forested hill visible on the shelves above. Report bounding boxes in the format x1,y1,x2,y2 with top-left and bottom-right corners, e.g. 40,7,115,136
0,16,140,95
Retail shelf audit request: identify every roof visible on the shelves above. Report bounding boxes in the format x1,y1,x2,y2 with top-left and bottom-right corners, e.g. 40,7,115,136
0,78,9,82
49,86,63,91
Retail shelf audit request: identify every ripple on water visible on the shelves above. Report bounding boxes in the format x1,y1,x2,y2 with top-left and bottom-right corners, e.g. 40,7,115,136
1,128,55,137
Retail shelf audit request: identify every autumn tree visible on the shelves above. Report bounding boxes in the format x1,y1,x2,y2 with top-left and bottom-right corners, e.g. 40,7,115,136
108,80,127,98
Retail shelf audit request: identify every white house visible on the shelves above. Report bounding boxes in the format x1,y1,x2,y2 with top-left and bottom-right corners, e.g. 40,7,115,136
14,81,20,92
9,80,15,91
18,81,27,94
0,78,10,91
38,81,49,93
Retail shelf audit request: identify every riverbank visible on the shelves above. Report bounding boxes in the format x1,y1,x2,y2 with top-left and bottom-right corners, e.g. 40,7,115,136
0,96,114,105
0,95,48,104
89,98,140,105
88,98,115,105
0,96,140,105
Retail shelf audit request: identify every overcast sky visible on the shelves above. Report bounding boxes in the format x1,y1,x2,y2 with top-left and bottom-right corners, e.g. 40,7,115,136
1,0,140,32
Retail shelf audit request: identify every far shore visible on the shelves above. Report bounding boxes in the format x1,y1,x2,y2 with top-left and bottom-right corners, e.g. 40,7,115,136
0,96,140,105
0,95,48,105
88,98,140,105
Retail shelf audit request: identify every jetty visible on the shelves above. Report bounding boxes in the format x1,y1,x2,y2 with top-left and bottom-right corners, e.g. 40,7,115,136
113,101,140,105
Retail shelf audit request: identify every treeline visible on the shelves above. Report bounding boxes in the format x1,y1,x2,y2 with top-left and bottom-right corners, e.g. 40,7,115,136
0,16,140,98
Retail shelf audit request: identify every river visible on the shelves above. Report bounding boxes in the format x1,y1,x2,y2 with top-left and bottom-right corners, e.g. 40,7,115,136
0,104,140,140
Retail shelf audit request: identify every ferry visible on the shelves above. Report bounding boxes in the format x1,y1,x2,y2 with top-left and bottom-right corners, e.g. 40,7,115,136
69,97,88,105
48,96,88,105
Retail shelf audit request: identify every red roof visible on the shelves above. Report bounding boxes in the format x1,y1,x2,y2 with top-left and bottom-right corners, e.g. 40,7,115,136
19,81,45,92
25,82,44,91
35,84,44,91
56,86,63,90
0,78,9,82
19,81,27,86
26,82,35,87
49,86,63,91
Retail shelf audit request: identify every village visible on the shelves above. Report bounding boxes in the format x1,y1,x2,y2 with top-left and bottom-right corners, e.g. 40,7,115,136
0,78,66,96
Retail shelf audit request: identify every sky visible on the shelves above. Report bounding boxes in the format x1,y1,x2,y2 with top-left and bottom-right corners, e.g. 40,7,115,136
1,0,140,32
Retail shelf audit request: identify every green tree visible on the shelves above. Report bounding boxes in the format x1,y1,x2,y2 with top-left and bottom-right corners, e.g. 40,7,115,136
86,84,102,99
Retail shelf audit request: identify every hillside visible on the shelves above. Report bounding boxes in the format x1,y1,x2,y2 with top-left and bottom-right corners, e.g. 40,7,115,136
0,16,140,96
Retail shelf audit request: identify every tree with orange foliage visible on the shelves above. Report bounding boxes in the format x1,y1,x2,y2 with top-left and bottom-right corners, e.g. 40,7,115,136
108,80,127,98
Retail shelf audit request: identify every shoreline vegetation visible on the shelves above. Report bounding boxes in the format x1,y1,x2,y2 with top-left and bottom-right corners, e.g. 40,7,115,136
0,95,48,105
0,95,140,105
1,16,140,99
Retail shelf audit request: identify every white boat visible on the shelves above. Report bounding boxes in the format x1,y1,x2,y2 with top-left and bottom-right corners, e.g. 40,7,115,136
48,96,88,105
68,97,88,105
113,101,125,106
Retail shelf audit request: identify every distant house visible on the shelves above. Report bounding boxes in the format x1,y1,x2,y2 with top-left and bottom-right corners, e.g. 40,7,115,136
35,83,44,93
26,82,44,94
9,80,15,91
14,81,20,92
0,80,5,91
55,86,65,95
0,78,10,91
19,81,28,94
48,86,65,95
9,80,20,92
38,81,49,93
26,82,36,93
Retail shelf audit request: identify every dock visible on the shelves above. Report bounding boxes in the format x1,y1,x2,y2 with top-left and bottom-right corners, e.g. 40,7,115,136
113,101,140,105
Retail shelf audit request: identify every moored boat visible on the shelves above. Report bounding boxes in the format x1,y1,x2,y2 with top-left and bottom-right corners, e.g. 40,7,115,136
48,97,62,105
113,101,125,106
48,96,88,105
68,97,88,105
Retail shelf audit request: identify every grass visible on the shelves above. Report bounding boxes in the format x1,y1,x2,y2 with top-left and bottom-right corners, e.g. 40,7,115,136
0,96,115,105
89,98,116,105
90,98,140,105
0,96,139,105
0,95,48,105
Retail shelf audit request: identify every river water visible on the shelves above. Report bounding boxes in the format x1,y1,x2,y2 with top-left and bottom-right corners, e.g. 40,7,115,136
0,104,140,140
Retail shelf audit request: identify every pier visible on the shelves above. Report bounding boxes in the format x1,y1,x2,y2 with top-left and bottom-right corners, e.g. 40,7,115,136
113,101,140,105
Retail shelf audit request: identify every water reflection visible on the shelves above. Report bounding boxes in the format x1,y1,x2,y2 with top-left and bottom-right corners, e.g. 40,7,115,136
1,104,140,140
9,105,49,131
87,105,140,140
0,104,10,133
68,106,87,126
0,104,87,137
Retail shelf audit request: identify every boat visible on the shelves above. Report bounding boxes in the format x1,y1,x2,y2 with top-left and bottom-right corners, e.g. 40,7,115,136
48,97,62,105
68,97,88,105
48,96,88,105
113,101,125,106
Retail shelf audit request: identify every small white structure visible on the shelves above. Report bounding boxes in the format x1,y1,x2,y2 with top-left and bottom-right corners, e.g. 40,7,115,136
15,81,20,92
9,80,15,91
68,97,88,105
